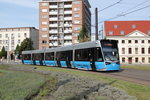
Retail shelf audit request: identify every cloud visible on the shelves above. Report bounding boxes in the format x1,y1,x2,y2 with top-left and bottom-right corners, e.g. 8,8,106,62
0,0,39,9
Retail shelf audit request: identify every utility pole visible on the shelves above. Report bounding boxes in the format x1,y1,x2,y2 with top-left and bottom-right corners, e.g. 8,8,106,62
7,37,10,63
95,8,98,40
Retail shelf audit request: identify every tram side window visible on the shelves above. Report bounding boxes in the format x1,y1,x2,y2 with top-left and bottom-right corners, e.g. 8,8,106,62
56,51,66,61
75,49,90,61
23,54,31,60
45,52,54,60
65,50,73,61
33,54,43,60
41,53,44,60
75,48,103,62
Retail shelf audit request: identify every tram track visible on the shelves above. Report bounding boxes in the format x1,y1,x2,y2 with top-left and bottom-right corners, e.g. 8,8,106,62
94,68,150,86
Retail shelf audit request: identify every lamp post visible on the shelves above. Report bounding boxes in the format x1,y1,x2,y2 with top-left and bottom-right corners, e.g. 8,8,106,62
7,37,10,63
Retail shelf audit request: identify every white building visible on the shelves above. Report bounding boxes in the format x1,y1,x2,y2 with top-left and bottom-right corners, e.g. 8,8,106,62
107,30,150,64
0,27,39,52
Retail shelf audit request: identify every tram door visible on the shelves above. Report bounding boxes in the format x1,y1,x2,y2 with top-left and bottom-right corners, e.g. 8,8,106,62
66,51,72,68
90,48,96,71
56,52,61,67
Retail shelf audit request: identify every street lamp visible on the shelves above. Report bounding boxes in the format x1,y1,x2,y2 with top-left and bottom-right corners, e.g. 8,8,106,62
7,37,10,63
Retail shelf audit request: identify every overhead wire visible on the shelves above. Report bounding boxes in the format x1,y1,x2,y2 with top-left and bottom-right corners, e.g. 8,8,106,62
91,0,123,15
98,3,150,24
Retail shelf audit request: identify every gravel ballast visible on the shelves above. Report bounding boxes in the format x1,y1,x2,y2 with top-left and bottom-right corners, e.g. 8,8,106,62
9,65,137,100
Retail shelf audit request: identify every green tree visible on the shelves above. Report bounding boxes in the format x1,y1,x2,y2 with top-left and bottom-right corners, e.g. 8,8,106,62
14,44,20,55
0,46,7,58
19,38,34,54
78,26,90,42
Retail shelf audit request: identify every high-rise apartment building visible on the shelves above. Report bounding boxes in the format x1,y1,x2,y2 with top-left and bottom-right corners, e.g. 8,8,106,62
39,0,91,49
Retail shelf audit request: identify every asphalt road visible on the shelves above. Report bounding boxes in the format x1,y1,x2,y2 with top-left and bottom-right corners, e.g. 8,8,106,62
98,68,150,86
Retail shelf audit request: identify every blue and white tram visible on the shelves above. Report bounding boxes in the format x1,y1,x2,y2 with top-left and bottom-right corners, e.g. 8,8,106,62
22,40,120,71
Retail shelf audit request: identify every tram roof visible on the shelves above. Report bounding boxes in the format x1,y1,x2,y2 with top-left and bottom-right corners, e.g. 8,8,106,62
22,50,32,54
73,40,100,49
45,48,56,53
55,45,74,52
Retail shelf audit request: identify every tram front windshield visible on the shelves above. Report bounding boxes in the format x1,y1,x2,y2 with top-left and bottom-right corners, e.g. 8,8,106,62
101,40,119,62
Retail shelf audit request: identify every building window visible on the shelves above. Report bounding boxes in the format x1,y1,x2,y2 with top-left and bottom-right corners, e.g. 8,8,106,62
141,48,145,54
42,22,47,25
42,9,48,12
120,31,124,35
109,31,113,35
142,57,145,63
128,40,131,43
135,57,138,63
24,33,27,37
129,48,132,54
42,40,47,44
11,33,14,37
74,1,80,4
42,35,47,38
132,24,136,29
148,40,150,43
122,48,125,54
135,48,138,54
0,40,2,44
42,28,47,32
18,40,20,44
0,34,2,38
74,33,79,37
135,40,138,43
18,33,20,38
42,15,47,19
122,40,125,43
147,31,150,35
149,58,150,63
74,8,80,11
74,14,80,17
122,58,125,63
42,3,47,6
5,34,8,38
74,20,80,24
148,47,150,54
141,40,144,43
114,25,118,29
74,27,80,31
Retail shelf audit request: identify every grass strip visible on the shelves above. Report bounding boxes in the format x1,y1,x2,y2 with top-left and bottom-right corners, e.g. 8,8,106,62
0,69,45,100
121,65,150,70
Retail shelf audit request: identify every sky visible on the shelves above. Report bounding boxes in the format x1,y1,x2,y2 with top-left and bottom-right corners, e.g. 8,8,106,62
0,0,150,33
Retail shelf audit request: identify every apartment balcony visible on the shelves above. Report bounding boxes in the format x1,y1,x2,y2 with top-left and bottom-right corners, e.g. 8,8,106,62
49,43,58,46
64,42,72,46
64,5,72,8
49,12,58,15
49,37,58,40
64,36,72,40
49,24,58,27
49,5,57,8
64,17,72,20
64,11,72,14
49,30,58,34
64,30,72,33
64,24,72,27
49,18,58,21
